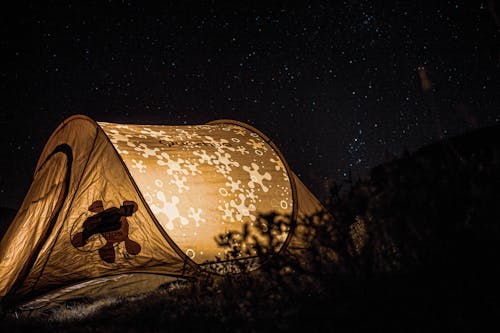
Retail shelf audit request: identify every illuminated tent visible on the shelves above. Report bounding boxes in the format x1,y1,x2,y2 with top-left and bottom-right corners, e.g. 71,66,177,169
0,115,323,308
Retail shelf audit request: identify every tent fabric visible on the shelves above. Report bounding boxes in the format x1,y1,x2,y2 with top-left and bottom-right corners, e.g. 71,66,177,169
0,115,325,305
287,172,328,251
19,274,180,311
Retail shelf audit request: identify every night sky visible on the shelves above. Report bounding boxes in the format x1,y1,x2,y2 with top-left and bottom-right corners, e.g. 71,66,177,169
1,1,499,209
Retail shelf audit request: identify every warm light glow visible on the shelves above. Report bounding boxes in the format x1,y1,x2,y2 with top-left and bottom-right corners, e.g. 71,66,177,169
98,122,293,264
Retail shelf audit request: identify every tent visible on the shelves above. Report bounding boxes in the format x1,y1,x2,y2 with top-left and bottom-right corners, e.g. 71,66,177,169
0,115,324,308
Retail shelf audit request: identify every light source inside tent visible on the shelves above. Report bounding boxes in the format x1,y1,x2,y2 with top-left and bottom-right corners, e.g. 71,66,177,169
98,121,294,265
1,116,327,304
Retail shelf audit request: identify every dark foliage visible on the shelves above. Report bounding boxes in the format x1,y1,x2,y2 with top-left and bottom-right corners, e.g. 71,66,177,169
1,125,500,332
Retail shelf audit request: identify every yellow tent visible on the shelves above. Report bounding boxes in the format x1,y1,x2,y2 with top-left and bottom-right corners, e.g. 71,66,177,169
0,115,324,308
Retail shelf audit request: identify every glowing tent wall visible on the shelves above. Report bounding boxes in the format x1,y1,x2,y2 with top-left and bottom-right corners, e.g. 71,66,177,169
0,115,321,304
98,120,294,265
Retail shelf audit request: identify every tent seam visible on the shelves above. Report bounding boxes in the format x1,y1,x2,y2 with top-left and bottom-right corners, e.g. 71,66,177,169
4,144,73,302
206,120,299,260
29,126,100,293
96,123,200,275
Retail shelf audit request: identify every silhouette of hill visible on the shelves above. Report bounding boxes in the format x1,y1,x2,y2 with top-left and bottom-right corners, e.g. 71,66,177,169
332,123,500,273
374,123,500,180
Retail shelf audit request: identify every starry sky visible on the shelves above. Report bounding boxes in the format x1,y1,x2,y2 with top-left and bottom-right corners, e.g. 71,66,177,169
1,1,499,209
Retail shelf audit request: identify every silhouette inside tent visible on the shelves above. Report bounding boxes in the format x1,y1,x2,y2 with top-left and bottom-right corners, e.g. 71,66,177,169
71,200,141,263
